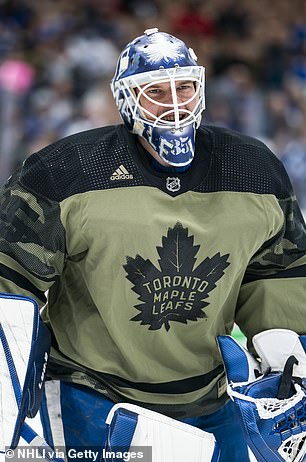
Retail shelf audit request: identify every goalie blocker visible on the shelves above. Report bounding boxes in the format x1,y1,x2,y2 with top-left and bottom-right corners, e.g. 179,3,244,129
0,293,51,452
218,329,306,462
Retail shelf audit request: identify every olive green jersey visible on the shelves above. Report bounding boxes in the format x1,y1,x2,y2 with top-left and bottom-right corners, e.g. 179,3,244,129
0,125,306,418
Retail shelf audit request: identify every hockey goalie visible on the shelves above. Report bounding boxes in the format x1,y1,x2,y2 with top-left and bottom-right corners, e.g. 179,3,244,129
0,26,306,462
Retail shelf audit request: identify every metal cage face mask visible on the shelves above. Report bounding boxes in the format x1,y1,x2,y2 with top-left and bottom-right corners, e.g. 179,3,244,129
111,29,206,167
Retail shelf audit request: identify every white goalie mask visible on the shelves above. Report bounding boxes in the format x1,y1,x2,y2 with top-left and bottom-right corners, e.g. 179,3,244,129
111,28,205,167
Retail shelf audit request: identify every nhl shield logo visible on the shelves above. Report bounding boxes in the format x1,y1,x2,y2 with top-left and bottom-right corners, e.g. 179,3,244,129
166,177,181,192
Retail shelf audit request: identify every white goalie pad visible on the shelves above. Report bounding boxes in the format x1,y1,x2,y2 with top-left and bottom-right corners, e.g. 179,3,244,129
0,294,51,451
105,403,218,462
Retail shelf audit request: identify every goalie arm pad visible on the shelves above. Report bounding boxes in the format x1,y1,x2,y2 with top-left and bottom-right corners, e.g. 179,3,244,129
217,329,306,462
105,403,220,462
0,293,51,450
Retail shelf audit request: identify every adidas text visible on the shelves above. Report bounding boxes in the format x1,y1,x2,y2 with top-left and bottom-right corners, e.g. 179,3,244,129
110,165,133,181
111,173,133,180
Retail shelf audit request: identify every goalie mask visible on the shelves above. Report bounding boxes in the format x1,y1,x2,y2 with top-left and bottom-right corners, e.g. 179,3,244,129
111,28,205,167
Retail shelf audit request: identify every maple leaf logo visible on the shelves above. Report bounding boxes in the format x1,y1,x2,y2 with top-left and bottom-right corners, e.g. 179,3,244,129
124,222,230,331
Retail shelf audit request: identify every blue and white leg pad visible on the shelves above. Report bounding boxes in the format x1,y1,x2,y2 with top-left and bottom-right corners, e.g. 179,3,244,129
0,293,51,451
218,329,306,462
105,403,219,461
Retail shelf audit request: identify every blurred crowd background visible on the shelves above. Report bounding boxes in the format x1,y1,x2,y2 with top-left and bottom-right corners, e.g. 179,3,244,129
1,0,306,213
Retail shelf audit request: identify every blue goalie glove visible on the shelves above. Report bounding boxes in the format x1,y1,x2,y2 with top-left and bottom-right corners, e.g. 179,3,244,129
0,293,51,451
217,329,306,462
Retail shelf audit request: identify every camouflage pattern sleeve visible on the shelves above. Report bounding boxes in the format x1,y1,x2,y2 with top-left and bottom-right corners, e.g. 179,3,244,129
235,170,306,346
0,159,66,305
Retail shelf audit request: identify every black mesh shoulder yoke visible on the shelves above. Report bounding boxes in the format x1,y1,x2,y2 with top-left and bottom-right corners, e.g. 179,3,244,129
19,124,293,202
195,126,293,199
20,125,145,202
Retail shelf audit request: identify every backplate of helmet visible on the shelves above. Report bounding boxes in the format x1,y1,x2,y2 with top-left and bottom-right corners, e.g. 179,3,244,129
111,28,205,167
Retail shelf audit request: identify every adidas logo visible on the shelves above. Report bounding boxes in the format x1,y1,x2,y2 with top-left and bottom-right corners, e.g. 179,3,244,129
110,165,134,181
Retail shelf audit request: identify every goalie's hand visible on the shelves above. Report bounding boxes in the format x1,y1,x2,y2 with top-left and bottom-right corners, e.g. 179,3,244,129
217,329,306,462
